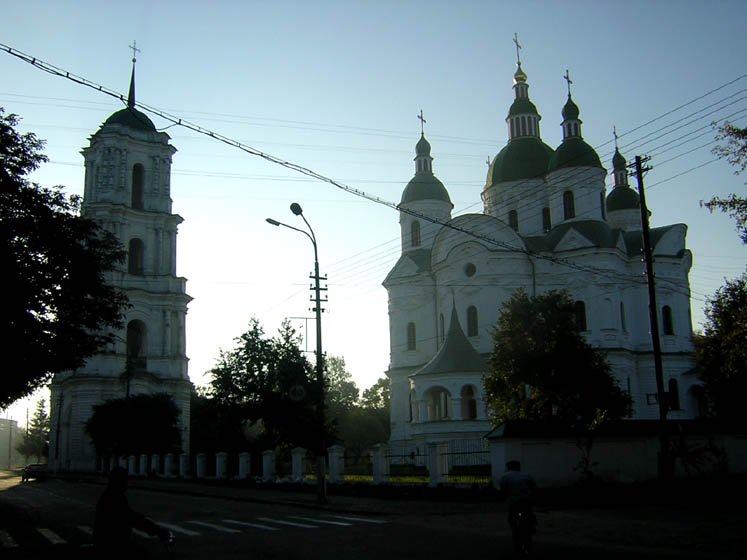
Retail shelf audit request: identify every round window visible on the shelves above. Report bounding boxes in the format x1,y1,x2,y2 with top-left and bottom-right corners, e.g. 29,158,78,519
465,263,476,277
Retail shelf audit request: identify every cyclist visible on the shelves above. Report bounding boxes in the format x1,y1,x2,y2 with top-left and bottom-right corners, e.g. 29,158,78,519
93,466,171,559
499,460,536,557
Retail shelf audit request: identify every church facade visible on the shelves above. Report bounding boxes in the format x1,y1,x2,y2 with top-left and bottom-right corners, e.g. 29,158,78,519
48,65,191,472
384,56,699,453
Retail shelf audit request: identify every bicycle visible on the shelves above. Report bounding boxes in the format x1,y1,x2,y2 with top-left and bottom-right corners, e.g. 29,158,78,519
513,509,535,559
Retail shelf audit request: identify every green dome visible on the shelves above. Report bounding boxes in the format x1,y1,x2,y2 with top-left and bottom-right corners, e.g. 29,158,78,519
612,148,627,171
562,95,580,120
401,173,451,205
507,97,540,118
486,137,554,185
415,134,431,158
103,107,156,132
548,137,603,172
606,185,640,212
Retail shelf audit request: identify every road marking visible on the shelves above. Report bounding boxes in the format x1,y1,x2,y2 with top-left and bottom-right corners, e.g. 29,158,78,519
289,516,352,526
330,515,387,524
257,517,318,529
223,519,279,531
37,528,66,544
187,521,242,534
157,522,201,536
0,530,19,547
133,529,154,539
77,525,93,535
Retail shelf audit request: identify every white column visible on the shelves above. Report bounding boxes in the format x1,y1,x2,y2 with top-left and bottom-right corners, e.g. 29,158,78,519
291,447,307,482
179,453,189,478
150,454,161,476
489,439,507,489
427,441,448,487
216,452,227,480
372,443,389,484
196,453,207,479
238,452,251,480
139,454,148,476
262,450,276,482
127,455,136,476
452,398,463,420
164,454,174,477
327,445,345,484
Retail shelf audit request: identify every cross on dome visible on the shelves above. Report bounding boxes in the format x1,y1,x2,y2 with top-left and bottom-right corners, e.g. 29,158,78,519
564,69,573,96
418,109,426,135
129,40,141,64
513,32,522,66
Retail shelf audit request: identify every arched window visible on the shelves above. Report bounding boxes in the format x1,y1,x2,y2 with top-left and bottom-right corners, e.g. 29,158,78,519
662,305,674,335
600,191,606,220
542,207,551,232
439,313,445,345
131,164,145,209
668,378,681,410
521,116,527,136
467,306,478,337
426,387,450,420
620,302,627,332
508,210,518,232
574,301,587,331
411,221,421,247
126,320,147,370
563,191,576,219
461,386,477,420
128,238,144,275
407,322,416,351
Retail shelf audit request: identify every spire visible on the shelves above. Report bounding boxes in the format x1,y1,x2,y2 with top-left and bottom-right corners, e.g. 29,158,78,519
506,34,541,141
128,40,140,109
414,111,433,174
560,70,581,140
612,128,629,187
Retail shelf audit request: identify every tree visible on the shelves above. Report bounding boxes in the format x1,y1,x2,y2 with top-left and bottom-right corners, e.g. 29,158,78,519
0,109,129,408
703,122,747,243
325,356,359,416
84,393,182,458
360,377,391,411
484,289,631,429
15,399,50,463
695,273,747,427
208,318,322,451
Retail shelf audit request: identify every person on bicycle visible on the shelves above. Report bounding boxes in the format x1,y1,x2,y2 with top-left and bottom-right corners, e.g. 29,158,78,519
500,460,537,555
93,466,172,559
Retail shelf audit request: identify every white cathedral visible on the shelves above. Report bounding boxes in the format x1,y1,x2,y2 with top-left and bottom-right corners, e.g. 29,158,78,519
384,55,699,452
48,63,191,472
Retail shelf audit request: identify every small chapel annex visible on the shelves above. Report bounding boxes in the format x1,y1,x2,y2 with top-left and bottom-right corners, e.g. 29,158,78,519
383,51,699,454
48,59,191,472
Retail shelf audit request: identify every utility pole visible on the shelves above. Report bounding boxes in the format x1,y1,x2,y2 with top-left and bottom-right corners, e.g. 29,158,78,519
632,155,671,481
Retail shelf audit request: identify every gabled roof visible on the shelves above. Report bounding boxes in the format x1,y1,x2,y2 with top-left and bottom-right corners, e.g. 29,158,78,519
412,306,487,377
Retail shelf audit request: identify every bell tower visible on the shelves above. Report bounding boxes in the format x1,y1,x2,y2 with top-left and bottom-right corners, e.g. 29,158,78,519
49,50,191,472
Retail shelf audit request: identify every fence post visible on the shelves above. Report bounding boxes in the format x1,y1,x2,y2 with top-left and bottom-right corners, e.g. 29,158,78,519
196,453,207,479
238,452,251,480
427,441,448,487
328,445,345,484
164,453,174,477
150,454,161,476
179,453,189,478
128,455,136,476
216,452,228,480
488,438,507,489
262,450,276,482
291,447,307,482
372,443,389,484
139,454,148,476
109,456,117,471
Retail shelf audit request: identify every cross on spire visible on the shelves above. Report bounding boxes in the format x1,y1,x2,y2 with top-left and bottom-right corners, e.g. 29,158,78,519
513,32,522,66
613,125,619,149
129,40,141,64
418,109,426,135
564,69,573,96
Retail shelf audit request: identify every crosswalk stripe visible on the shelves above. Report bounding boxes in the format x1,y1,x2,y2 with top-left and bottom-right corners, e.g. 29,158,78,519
223,519,279,531
187,521,241,534
133,529,154,539
0,530,19,547
257,517,317,529
77,525,93,535
330,515,387,525
289,516,352,526
37,528,67,544
158,522,201,537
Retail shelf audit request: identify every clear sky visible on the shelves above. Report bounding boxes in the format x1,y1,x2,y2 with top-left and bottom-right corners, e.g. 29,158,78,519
2,0,745,423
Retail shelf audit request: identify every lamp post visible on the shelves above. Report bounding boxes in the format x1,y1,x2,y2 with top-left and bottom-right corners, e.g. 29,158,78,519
266,203,327,503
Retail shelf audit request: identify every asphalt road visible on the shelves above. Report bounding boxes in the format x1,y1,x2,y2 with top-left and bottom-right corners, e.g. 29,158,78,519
0,470,744,559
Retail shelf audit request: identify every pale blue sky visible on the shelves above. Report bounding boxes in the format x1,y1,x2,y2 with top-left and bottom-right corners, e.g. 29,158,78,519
2,0,745,422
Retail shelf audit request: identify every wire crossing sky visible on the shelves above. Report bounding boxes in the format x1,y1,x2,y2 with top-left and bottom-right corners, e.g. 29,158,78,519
1,0,745,422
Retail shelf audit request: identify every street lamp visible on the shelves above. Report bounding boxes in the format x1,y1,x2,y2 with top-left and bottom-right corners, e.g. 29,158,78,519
266,203,327,503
